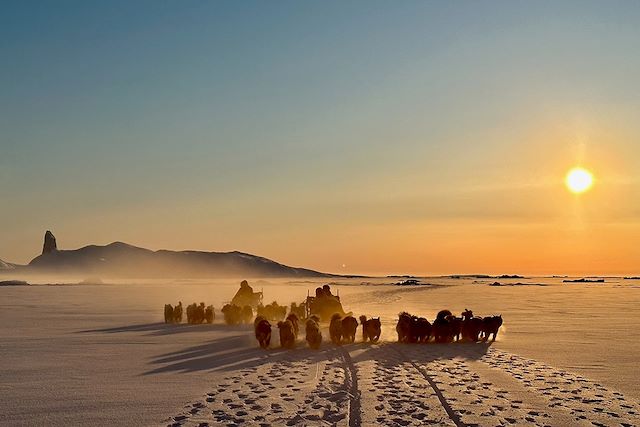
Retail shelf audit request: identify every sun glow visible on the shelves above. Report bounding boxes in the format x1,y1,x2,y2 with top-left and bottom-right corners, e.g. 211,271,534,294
565,167,594,194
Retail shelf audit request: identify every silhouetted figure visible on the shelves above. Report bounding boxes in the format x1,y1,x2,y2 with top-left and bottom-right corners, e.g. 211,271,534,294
238,280,253,297
309,285,346,322
322,284,333,297
231,280,263,308
232,280,252,304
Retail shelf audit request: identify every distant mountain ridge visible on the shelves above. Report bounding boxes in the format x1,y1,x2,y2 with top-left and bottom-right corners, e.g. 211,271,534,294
18,231,333,278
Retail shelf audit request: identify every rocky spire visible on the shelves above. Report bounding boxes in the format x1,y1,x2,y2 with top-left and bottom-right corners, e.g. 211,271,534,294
42,230,58,255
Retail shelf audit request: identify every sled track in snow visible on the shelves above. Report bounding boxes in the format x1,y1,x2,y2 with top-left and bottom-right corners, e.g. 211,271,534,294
391,346,466,427
339,347,362,427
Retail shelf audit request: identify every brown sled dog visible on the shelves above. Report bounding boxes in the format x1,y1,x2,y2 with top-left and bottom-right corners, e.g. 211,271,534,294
254,316,272,349
277,320,296,349
305,315,322,349
359,315,381,343
341,315,358,343
329,313,343,345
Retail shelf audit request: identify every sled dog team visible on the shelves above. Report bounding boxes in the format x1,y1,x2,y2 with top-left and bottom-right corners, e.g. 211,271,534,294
253,312,382,349
252,308,501,349
164,302,502,349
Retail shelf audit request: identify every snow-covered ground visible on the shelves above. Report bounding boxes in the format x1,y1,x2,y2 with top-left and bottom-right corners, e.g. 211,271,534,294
0,277,639,426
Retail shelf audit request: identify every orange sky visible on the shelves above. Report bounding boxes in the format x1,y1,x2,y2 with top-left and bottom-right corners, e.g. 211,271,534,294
2,3,639,275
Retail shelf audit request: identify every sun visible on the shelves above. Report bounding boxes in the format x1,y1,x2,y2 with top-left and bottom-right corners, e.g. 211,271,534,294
565,167,594,194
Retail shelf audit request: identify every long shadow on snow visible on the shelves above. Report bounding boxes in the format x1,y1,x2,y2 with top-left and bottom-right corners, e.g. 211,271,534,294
77,322,251,336
143,332,492,376
348,340,492,368
143,333,345,376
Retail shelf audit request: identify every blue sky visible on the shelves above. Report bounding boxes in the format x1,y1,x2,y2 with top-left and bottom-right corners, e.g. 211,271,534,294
2,1,639,274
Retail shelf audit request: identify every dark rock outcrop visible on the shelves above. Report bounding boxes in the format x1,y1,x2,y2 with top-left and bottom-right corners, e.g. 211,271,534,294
563,278,605,283
0,280,29,286
27,238,332,278
42,230,58,255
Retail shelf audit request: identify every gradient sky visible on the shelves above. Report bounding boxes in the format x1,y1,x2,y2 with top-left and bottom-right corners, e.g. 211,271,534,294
2,1,639,275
